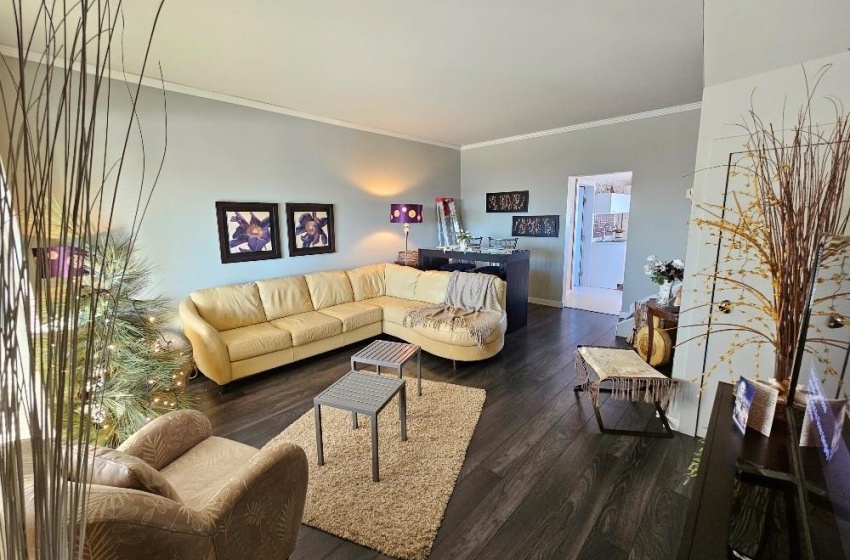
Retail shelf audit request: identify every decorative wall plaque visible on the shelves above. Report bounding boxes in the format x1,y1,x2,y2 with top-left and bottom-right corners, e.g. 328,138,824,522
512,215,559,237
486,190,529,213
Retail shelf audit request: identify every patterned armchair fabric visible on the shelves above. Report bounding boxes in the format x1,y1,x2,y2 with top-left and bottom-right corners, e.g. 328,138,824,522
29,410,309,560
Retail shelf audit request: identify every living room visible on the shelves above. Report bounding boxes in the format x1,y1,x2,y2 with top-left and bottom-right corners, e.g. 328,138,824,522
2,1,850,559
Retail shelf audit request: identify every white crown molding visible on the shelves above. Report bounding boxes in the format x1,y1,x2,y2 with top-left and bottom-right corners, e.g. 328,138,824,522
461,101,703,151
0,44,461,151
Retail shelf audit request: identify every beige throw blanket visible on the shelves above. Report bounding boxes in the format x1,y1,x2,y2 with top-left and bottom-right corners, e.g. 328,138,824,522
404,271,503,347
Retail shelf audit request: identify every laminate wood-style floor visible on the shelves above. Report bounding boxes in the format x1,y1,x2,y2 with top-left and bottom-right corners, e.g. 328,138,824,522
189,305,701,560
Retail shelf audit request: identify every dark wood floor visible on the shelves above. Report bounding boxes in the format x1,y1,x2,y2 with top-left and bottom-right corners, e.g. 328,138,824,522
189,305,700,560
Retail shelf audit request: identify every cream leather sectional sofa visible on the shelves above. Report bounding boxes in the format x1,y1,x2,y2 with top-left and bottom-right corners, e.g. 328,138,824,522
179,263,507,388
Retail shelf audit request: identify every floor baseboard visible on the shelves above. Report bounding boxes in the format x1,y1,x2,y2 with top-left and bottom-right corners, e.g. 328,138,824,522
528,297,563,308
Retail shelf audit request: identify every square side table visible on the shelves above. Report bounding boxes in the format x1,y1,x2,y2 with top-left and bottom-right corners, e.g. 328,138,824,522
351,339,422,396
314,371,407,482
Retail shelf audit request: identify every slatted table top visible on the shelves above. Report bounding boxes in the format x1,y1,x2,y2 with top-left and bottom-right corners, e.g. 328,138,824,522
352,340,419,367
314,371,405,414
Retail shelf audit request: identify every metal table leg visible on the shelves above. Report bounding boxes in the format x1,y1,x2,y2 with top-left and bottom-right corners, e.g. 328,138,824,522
315,404,324,466
371,414,379,482
399,384,408,441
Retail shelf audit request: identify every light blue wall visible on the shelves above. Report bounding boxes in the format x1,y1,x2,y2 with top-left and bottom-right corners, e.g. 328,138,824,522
460,109,701,311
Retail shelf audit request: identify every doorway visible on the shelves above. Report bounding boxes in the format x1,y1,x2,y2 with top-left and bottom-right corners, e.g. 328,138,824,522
563,171,633,315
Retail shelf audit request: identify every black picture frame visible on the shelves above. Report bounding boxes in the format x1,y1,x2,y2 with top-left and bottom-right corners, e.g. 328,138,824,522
215,201,282,264
512,215,560,237
285,203,336,256
486,190,529,213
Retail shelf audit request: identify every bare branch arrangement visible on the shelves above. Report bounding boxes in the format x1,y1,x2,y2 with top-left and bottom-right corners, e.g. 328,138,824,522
690,66,850,392
0,1,166,558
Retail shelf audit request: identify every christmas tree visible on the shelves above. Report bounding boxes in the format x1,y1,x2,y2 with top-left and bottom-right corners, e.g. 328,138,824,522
58,236,194,446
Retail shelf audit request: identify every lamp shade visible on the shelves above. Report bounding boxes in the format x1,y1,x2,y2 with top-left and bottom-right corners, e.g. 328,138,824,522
32,246,87,278
390,204,423,224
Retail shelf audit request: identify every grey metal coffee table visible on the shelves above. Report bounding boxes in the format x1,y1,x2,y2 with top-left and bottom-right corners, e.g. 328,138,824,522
314,371,407,482
351,340,422,396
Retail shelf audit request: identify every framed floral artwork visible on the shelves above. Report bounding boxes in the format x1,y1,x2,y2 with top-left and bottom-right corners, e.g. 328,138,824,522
215,201,282,264
285,203,336,256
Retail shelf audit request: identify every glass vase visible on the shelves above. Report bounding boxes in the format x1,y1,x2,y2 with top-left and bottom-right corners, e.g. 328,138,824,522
656,280,673,305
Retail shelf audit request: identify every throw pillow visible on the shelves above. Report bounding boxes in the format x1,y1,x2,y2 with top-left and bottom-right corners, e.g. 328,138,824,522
75,448,182,503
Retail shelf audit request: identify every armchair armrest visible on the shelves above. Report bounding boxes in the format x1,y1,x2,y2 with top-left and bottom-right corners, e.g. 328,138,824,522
204,438,308,560
178,298,232,385
118,409,211,470
82,485,217,557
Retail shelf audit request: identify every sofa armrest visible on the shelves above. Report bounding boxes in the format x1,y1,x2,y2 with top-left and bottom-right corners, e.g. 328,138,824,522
118,409,212,470
204,439,308,560
179,298,232,385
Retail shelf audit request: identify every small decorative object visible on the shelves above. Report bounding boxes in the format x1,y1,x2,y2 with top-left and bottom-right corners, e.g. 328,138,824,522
286,202,336,256
486,190,529,213
390,203,423,254
644,255,685,305
456,229,474,251
216,201,281,264
799,367,847,459
512,215,559,237
732,376,779,437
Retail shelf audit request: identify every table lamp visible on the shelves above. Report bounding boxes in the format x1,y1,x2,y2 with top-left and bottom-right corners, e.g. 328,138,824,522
390,204,423,253
32,246,87,278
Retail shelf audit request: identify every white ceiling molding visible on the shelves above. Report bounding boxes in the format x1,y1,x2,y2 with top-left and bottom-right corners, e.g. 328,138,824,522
461,102,703,151
0,44,461,151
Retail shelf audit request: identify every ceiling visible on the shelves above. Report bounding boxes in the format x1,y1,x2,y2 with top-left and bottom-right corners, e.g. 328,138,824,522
0,1,704,148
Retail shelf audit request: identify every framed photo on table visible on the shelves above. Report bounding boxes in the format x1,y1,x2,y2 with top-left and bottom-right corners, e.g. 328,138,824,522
286,203,336,256
215,201,282,264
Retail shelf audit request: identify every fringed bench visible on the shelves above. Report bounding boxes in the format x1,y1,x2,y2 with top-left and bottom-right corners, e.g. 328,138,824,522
574,345,677,438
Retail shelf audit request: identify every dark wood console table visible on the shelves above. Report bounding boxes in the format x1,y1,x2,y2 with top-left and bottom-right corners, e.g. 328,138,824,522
418,248,530,333
678,383,849,559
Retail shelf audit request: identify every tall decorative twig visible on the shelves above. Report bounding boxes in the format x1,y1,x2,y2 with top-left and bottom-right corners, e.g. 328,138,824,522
0,1,166,558
690,66,850,389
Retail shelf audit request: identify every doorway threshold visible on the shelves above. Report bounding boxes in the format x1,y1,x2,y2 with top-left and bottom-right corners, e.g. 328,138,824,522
564,286,622,315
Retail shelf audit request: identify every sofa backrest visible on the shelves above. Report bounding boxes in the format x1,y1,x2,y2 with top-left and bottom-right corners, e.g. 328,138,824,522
413,270,452,304
345,263,386,301
189,283,267,331
256,276,315,320
304,270,355,310
384,263,422,300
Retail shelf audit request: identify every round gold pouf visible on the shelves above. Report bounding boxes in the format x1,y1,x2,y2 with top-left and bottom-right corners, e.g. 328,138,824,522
634,325,672,366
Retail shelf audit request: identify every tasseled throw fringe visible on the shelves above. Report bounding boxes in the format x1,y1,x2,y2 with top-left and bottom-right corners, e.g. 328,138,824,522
576,347,677,407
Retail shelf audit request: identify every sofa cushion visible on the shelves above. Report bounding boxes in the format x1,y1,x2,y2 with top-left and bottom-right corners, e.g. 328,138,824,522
271,312,343,346
367,295,427,325
345,264,386,301
256,275,314,320
413,270,451,304
385,263,421,300
189,283,266,331
159,436,257,511
219,323,293,362
80,448,183,503
304,270,355,310
317,302,382,332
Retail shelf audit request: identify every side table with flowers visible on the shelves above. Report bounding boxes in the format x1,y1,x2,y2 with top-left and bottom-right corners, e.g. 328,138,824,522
644,255,685,306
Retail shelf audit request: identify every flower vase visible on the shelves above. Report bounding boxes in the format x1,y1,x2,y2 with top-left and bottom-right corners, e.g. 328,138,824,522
459,241,468,252
656,281,673,306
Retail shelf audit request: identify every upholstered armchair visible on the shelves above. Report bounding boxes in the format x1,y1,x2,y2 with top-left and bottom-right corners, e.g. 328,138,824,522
51,410,308,559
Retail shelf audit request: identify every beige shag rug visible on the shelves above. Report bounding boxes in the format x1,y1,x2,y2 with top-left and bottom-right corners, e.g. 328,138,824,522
270,377,485,560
